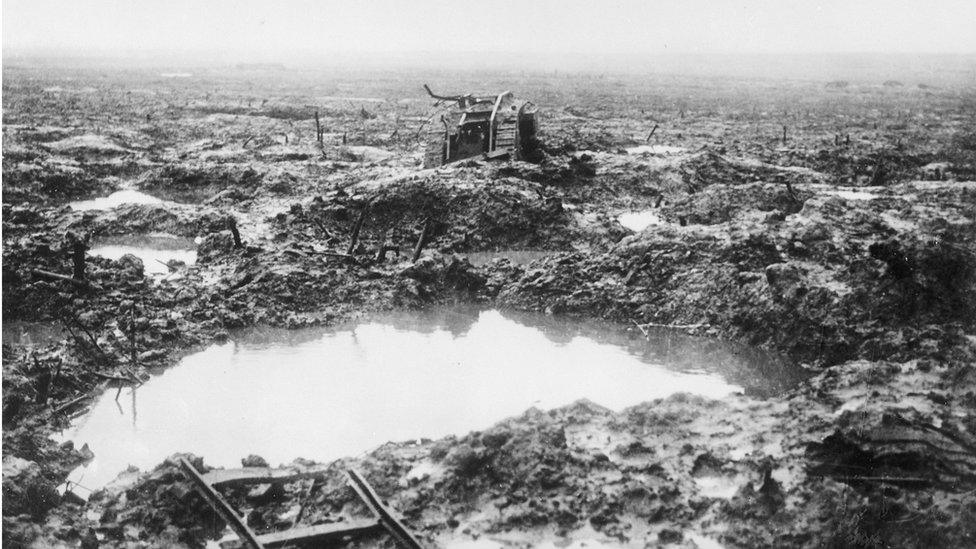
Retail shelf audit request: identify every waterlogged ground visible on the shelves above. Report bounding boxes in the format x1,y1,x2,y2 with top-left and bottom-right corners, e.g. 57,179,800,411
88,234,197,275
2,62,974,548
57,306,797,493
69,190,164,211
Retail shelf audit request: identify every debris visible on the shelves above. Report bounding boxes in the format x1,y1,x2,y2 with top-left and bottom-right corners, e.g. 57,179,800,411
422,84,538,167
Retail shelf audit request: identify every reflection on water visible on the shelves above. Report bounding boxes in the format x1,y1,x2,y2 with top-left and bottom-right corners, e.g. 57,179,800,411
57,306,803,491
69,190,163,211
89,235,197,275
2,322,63,347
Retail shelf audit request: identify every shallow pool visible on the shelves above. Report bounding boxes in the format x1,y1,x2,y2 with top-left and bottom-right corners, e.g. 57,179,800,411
618,210,666,232
69,190,163,211
57,306,802,492
89,234,197,275
463,250,557,266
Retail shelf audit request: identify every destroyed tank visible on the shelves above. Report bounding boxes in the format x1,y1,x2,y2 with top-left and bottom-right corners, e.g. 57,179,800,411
422,84,538,168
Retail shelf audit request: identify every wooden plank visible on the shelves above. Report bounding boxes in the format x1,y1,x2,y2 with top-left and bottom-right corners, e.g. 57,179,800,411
346,470,423,549
202,466,330,488
256,519,383,548
31,269,90,288
178,458,264,549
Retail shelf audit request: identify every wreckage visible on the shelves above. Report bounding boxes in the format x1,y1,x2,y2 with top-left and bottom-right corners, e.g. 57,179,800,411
423,84,538,168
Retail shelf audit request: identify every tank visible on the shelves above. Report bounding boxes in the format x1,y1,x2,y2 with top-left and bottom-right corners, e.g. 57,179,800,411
422,84,538,168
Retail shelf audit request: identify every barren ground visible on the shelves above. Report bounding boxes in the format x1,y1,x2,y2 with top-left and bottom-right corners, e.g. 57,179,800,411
3,64,976,548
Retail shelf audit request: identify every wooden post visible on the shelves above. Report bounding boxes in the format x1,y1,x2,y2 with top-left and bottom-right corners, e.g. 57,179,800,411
69,235,87,280
646,123,659,142
228,217,243,248
375,229,388,262
412,218,432,263
346,204,369,256
129,303,139,368
315,110,323,145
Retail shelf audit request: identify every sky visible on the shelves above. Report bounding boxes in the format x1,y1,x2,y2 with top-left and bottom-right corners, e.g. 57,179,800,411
3,0,976,59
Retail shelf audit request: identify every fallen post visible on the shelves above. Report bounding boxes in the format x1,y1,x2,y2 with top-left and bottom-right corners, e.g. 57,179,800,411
93,372,137,383
49,394,92,416
31,269,90,288
631,320,648,337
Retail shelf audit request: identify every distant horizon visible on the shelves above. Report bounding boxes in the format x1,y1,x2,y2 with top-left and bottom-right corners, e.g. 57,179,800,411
5,49,976,86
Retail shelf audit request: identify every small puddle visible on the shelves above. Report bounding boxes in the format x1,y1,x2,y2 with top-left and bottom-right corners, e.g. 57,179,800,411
70,190,163,211
626,145,687,155
2,322,63,347
824,189,880,200
57,306,803,492
89,234,196,275
463,250,558,267
618,210,665,232
694,475,742,499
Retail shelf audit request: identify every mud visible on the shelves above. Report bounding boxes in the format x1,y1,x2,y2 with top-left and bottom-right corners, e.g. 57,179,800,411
3,65,975,548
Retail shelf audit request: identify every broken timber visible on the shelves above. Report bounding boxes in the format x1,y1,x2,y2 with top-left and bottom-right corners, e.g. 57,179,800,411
179,458,423,549
31,269,91,288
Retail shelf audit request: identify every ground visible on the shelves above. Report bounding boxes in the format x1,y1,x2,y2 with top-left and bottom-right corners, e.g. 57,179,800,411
2,63,975,548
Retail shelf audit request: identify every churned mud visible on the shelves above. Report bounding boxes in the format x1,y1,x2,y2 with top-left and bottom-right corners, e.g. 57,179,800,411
3,65,975,548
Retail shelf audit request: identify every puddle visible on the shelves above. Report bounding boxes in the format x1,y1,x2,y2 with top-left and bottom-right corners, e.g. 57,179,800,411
618,210,665,232
694,475,742,499
626,145,686,155
687,533,726,549
823,189,880,200
57,306,803,491
2,322,63,347
89,234,196,275
69,190,163,211
463,250,558,266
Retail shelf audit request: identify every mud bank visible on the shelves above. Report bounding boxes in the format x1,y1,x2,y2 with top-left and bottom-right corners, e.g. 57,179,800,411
4,65,976,548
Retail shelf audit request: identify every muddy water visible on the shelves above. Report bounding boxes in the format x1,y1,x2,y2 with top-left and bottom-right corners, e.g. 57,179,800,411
69,190,163,211
57,306,802,492
2,322,63,347
463,250,557,266
89,234,197,275
618,210,666,232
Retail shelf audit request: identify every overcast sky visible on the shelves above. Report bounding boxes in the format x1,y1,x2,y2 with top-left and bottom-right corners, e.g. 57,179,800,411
4,0,975,58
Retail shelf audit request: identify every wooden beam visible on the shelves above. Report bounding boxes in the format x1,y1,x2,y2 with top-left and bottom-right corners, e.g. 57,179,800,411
202,466,330,488
256,520,383,548
346,469,423,549
178,457,264,549
31,269,90,288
